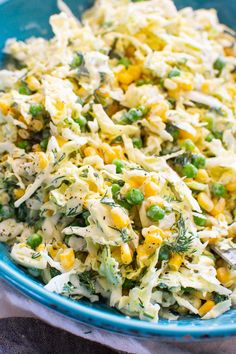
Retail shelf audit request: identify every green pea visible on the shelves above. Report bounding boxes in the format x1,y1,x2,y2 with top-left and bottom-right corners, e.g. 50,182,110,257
112,159,124,174
132,137,143,149
40,138,48,151
16,140,30,150
125,188,144,206
29,103,43,117
213,57,226,75
166,123,179,140
118,57,131,68
18,83,32,95
183,163,198,178
146,205,165,221
136,79,152,86
183,139,195,152
168,68,181,78
122,106,148,124
27,233,43,249
194,214,207,226
212,183,226,197
117,199,133,210
192,154,206,169
205,116,214,131
213,131,223,140
111,183,121,197
75,116,87,131
34,218,44,232
71,53,83,68
205,133,214,142
0,205,15,220
159,244,171,261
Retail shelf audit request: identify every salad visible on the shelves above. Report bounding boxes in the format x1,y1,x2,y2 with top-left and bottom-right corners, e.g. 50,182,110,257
0,0,236,321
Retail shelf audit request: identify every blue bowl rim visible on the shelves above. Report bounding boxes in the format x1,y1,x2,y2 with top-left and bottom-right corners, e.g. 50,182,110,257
1,243,236,339
0,0,236,340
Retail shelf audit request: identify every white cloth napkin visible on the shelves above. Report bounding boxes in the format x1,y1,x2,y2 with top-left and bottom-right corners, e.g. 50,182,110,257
0,279,236,354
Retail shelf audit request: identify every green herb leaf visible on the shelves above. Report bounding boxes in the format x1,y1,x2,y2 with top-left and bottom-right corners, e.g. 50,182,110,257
170,216,194,254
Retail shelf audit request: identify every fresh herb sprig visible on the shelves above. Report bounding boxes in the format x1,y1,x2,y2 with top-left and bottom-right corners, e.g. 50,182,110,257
170,216,194,254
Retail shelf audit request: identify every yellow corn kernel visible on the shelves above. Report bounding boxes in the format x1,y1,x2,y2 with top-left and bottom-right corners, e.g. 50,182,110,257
177,79,194,91
60,248,75,270
210,198,225,217
31,119,43,132
36,244,45,252
179,129,198,142
111,207,129,229
136,243,154,261
224,47,234,57
112,145,125,160
226,181,236,192
121,243,133,264
144,181,160,198
216,267,231,284
227,85,236,98
201,81,211,94
197,192,214,212
125,45,135,57
48,245,58,259
103,149,116,164
195,169,210,183
129,175,147,188
116,65,141,85
37,152,49,170
103,144,125,163
198,300,215,317
56,136,67,147
32,144,42,152
13,188,25,199
116,71,134,85
0,101,9,115
127,65,141,81
153,101,169,121
84,146,97,157
121,84,129,91
168,254,183,271
228,222,236,238
18,129,30,140
106,102,120,117
111,247,122,263
201,235,220,245
26,76,41,91
145,233,163,247
142,225,166,238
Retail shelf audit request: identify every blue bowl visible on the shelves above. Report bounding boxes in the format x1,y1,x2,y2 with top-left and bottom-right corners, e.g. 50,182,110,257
0,0,236,340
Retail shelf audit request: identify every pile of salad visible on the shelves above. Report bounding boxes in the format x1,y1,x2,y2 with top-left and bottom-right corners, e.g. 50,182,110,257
1,0,236,321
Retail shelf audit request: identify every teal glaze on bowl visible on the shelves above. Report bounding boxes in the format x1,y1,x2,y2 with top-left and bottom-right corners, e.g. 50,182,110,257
0,0,236,340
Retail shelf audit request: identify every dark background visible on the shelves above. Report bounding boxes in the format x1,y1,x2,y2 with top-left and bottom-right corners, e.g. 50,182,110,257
0,318,124,354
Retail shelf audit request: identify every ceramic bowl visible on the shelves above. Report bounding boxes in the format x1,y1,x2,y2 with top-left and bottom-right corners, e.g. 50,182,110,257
0,0,236,340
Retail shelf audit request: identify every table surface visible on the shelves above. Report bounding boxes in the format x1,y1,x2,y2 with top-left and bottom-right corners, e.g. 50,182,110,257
2,317,236,354
0,318,124,354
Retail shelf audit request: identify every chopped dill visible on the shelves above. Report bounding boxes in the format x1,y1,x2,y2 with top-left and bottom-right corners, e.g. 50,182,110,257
170,216,194,254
